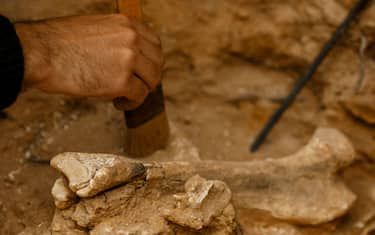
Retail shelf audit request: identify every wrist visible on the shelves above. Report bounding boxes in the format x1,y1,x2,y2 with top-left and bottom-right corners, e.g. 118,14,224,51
0,16,24,109
15,22,52,89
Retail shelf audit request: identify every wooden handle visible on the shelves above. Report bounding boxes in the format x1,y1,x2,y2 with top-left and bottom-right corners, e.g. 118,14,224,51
116,0,167,128
118,0,143,20
117,0,169,157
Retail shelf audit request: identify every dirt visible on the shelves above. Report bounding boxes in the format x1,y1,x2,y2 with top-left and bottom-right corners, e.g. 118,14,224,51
1,61,374,235
1,0,375,234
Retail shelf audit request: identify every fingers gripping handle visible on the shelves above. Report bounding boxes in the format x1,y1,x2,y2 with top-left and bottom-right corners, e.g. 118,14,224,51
114,0,167,128
113,0,143,110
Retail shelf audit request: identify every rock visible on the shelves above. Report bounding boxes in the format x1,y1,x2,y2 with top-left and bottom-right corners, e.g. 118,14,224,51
361,220,375,235
51,210,87,235
50,175,236,234
50,153,145,198
342,95,375,125
323,108,375,159
144,123,201,162
91,218,172,235
243,222,303,235
18,225,51,235
142,0,375,68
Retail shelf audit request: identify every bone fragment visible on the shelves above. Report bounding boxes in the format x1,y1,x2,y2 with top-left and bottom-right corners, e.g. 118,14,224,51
162,175,233,230
51,177,77,209
50,153,145,197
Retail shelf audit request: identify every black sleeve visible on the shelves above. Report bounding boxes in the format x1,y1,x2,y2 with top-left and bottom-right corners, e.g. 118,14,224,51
0,15,24,110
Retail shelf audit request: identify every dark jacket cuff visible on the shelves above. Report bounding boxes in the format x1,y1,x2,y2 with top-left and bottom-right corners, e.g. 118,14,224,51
0,15,24,110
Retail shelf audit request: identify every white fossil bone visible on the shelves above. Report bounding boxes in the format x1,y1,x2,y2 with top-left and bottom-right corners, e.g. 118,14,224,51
49,128,357,234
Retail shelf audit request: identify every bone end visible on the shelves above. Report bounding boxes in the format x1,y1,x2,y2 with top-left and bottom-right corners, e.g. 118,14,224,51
51,152,146,198
51,177,77,210
311,128,357,165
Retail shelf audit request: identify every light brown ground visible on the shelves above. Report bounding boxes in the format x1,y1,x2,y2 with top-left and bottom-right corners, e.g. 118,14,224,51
1,0,375,234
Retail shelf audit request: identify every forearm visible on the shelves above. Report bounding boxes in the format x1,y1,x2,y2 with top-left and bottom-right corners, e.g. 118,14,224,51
15,22,52,88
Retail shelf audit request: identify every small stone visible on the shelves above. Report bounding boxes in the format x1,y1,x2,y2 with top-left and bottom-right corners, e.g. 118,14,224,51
24,151,32,160
7,168,22,183
70,113,79,121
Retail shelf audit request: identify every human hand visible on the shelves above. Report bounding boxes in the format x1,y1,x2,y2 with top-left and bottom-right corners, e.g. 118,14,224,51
15,14,164,109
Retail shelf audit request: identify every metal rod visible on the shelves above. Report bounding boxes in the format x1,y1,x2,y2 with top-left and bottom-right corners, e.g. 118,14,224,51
250,0,370,152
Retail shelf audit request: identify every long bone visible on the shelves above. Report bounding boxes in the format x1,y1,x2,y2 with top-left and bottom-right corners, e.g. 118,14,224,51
51,128,357,226
144,128,357,225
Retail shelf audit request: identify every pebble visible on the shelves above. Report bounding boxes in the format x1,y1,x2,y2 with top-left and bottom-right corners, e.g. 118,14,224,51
24,151,32,160
70,113,78,121
7,168,22,183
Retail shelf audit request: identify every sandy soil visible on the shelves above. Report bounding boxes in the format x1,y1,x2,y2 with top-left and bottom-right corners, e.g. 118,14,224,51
1,0,375,234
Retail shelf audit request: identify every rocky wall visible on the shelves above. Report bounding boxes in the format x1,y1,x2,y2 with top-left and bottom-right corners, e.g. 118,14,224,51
1,0,374,154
